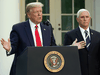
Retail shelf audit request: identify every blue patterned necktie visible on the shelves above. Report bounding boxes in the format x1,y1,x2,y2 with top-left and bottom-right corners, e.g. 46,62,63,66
84,30,91,50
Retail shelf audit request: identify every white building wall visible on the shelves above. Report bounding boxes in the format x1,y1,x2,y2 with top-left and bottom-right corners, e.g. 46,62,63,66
0,0,20,75
95,0,100,32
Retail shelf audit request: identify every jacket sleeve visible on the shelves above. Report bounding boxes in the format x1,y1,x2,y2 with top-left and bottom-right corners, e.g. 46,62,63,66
63,33,74,46
7,25,19,56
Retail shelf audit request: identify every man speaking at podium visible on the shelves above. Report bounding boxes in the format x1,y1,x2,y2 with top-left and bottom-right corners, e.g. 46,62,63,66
0,2,85,75
1,2,56,75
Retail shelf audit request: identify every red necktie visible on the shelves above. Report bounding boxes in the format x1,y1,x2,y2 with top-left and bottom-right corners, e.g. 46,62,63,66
35,25,42,46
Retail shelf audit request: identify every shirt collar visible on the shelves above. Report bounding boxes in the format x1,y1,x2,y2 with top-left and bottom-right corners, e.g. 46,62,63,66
79,26,90,34
29,19,40,28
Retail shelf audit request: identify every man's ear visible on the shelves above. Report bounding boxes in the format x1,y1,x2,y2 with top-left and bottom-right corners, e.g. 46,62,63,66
27,13,30,18
89,17,91,20
76,18,79,23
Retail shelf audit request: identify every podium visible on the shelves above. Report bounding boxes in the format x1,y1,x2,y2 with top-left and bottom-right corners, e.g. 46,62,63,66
16,46,81,75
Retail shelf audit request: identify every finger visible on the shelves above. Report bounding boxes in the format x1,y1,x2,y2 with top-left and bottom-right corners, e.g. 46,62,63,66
1,38,6,45
0,39,3,43
82,42,86,44
75,38,77,42
80,41,86,45
1,38,5,42
81,47,85,49
1,42,3,45
8,38,10,43
80,43,86,47
0,40,2,44
82,43,86,47
79,45,85,49
80,47,84,49
79,41,86,43
82,42,86,46
73,38,77,44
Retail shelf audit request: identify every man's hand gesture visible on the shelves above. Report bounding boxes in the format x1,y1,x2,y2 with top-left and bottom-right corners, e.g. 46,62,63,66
0,38,11,52
72,38,86,49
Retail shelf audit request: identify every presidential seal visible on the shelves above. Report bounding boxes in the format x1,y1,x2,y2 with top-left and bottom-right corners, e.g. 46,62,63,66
44,51,65,72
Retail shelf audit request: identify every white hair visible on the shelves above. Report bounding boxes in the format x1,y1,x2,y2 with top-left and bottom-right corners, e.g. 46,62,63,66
26,2,44,13
77,9,91,18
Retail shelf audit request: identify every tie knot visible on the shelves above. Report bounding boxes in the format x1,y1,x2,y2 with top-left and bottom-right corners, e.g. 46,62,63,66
84,30,88,34
35,25,38,29
84,30,88,37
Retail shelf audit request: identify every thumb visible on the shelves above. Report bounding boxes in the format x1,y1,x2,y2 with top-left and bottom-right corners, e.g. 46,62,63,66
73,38,77,44
8,38,10,43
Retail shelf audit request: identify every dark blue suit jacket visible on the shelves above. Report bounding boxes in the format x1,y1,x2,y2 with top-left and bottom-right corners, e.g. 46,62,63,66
8,20,56,75
64,27,100,75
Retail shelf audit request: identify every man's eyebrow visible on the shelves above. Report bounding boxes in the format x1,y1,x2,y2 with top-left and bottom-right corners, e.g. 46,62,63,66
80,16,84,17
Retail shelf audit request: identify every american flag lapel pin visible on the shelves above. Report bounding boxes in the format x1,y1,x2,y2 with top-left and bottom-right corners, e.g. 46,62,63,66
44,28,46,30
91,32,93,35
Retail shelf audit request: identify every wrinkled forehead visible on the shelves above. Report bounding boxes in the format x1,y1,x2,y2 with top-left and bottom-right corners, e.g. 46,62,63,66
79,11,90,16
29,7,42,12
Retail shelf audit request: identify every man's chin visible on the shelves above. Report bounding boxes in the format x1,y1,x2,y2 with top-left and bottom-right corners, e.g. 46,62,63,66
36,20,42,24
38,20,42,22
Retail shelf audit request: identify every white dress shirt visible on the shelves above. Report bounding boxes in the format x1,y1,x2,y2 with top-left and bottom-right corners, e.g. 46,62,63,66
8,19,43,54
79,26,91,42
29,19,43,46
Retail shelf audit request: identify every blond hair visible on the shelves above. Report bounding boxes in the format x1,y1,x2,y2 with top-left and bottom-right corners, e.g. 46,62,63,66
26,2,44,13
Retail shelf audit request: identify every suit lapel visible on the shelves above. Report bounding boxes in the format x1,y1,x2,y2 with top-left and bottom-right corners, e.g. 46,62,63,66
76,27,84,42
24,20,34,46
40,22,50,46
89,29,94,51
40,22,46,46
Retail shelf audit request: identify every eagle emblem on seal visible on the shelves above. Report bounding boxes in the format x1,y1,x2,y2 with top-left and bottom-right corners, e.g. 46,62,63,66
44,51,65,72
50,56,59,67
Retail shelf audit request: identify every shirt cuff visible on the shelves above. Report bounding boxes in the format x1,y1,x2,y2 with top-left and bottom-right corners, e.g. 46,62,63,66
7,47,12,54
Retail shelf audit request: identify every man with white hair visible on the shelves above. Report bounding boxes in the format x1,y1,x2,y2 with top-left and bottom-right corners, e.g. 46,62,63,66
0,2,86,75
64,9,100,75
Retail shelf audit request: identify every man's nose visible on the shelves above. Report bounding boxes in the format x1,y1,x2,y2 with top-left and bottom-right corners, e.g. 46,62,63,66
84,17,86,21
38,12,42,16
